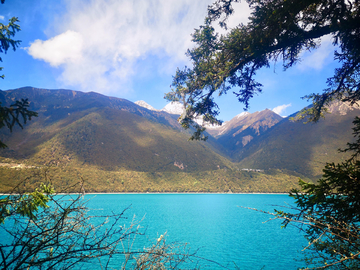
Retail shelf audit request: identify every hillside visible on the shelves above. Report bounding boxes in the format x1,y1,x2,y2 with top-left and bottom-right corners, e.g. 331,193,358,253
208,109,283,158
1,87,357,192
235,103,360,179
0,88,230,172
0,87,305,193
0,87,180,129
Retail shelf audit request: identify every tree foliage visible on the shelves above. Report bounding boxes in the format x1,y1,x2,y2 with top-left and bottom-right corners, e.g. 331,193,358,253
0,181,129,269
274,117,360,269
0,4,21,79
0,98,38,148
166,0,360,139
0,183,53,224
0,1,37,148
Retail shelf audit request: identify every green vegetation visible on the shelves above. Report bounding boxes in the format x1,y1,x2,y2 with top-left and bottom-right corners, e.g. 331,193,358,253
276,117,360,269
0,99,38,148
0,183,53,224
0,161,305,193
2,86,356,192
2,0,360,267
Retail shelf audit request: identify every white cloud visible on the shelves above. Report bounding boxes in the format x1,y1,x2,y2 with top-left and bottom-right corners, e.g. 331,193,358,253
0,15,4,21
272,103,291,116
28,30,83,67
26,0,251,96
297,35,335,71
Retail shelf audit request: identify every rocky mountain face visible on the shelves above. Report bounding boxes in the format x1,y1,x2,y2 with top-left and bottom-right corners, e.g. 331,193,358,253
138,97,360,180
135,101,284,157
207,109,283,158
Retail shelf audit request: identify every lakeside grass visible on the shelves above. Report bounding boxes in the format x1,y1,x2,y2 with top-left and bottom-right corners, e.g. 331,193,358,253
0,162,308,194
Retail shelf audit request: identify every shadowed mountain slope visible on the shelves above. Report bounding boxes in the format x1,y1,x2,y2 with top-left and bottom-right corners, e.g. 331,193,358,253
208,109,283,158
0,87,229,173
0,87,180,128
235,104,360,179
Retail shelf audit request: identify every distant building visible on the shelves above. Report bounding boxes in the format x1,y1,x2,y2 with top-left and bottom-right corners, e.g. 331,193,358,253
241,168,264,172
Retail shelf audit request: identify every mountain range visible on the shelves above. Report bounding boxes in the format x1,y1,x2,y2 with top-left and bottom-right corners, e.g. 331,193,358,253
0,87,358,193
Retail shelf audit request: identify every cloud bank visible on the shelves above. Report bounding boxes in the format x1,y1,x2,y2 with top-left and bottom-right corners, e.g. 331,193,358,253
27,0,250,96
272,103,291,116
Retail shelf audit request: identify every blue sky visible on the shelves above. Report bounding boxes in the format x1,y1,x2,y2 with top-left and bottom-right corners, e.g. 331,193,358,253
1,0,339,121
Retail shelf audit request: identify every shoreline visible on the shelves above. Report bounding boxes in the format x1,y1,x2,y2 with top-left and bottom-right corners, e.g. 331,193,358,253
1,192,289,195
83,192,289,195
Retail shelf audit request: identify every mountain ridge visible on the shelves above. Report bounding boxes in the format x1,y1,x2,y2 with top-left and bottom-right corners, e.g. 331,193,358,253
133,94,360,180
0,87,230,172
235,107,359,179
1,87,358,192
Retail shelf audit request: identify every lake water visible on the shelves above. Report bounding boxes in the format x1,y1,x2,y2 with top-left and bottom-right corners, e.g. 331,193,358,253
84,194,307,269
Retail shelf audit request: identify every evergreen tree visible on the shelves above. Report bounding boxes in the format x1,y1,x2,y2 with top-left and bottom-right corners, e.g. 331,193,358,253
277,117,360,269
0,1,37,148
166,0,360,139
0,1,20,79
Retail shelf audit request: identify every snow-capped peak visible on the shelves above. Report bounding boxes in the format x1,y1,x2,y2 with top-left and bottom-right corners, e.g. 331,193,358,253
161,101,185,115
135,100,158,111
236,112,250,119
204,122,224,129
135,100,186,115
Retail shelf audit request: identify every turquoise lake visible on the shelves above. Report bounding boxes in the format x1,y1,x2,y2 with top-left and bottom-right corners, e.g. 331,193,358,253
84,194,308,269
